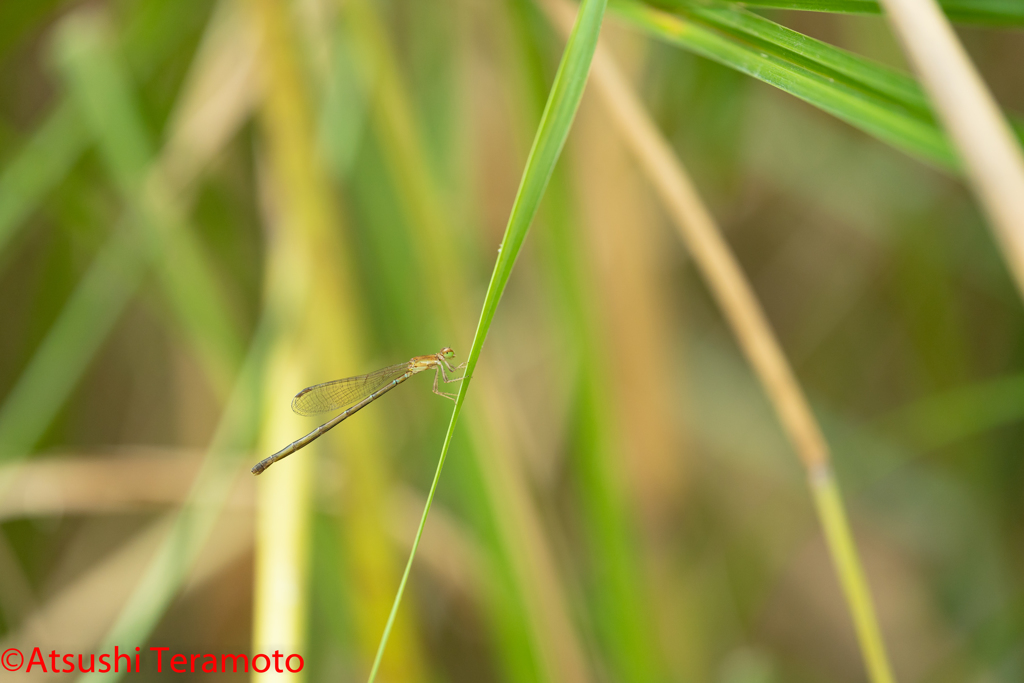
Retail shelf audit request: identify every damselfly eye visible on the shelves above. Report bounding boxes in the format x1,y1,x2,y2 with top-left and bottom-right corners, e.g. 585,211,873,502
441,347,455,359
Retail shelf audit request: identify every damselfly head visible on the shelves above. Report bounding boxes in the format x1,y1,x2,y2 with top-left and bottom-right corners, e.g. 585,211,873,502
440,347,456,360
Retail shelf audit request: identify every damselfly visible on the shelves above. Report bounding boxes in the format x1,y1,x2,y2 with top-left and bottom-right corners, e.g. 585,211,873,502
251,347,465,475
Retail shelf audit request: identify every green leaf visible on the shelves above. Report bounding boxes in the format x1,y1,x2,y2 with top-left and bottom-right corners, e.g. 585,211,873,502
365,0,608,680
614,0,964,168
0,102,88,259
714,0,1024,25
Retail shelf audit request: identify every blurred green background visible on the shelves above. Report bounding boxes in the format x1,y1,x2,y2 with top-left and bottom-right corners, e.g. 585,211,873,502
0,0,1022,681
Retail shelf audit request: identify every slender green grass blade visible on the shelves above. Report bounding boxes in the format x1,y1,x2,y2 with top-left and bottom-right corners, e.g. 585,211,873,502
711,0,1024,25
613,0,962,168
0,0,214,267
676,0,931,111
0,102,88,260
365,0,608,680
0,225,145,461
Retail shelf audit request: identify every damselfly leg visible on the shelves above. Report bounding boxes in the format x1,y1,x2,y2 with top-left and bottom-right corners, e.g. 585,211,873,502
432,356,467,400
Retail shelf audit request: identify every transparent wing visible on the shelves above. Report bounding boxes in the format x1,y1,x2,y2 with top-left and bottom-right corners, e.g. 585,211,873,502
291,362,410,416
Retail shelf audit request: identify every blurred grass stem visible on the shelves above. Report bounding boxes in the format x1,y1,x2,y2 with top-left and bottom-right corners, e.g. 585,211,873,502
251,0,428,679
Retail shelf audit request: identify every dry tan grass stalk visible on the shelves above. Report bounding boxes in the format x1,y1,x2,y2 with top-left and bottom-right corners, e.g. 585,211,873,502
0,448,254,520
539,2,896,681
878,0,1024,298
